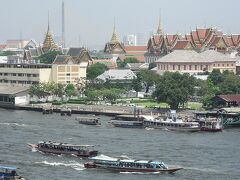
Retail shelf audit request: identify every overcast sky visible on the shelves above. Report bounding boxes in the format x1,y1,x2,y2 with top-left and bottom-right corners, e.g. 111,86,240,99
0,0,239,49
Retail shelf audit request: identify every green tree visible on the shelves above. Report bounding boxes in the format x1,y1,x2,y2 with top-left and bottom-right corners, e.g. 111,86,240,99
137,69,159,93
153,72,196,109
207,69,223,86
87,63,108,80
132,77,142,92
36,50,62,64
117,57,139,68
65,84,76,97
148,62,157,70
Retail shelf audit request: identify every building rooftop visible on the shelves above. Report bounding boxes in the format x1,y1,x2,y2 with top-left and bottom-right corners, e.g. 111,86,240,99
0,85,29,95
156,50,239,63
96,69,136,81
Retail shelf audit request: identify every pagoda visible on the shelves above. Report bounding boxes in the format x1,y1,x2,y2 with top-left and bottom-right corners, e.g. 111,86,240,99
104,23,126,55
42,20,59,53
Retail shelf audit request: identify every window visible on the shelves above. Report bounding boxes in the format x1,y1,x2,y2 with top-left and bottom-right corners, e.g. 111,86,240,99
4,73,8,76
66,73,70,76
195,65,197,70
189,65,192,70
213,64,215,67
184,65,186,70
27,74,31,77
200,65,203,70
206,65,208,70
173,65,175,70
66,81,70,83
218,64,220,67
222,64,224,67
178,65,180,70
12,73,16,76
18,73,23,76
227,64,229,67
231,64,234,66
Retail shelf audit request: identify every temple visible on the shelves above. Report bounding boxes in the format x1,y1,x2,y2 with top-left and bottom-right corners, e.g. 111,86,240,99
145,18,240,63
24,19,60,60
104,23,126,55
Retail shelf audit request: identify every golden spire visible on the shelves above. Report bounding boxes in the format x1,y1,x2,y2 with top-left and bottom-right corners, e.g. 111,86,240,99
110,21,120,43
157,9,164,35
42,14,58,53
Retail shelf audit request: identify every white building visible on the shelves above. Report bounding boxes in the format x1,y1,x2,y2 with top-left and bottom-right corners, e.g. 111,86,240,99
123,34,137,46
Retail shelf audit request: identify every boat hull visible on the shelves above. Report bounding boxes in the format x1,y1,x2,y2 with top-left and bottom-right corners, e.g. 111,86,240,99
28,144,98,157
200,127,222,132
84,162,182,173
143,125,200,132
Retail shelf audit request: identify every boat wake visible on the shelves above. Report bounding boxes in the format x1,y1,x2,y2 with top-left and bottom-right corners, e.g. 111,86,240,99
0,122,28,127
184,166,220,173
35,160,85,171
120,171,160,175
145,127,154,131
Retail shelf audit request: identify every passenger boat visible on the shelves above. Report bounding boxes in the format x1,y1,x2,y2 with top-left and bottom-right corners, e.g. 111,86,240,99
84,155,183,173
110,120,143,128
199,118,223,132
0,165,23,180
76,117,101,125
143,111,200,132
28,141,98,157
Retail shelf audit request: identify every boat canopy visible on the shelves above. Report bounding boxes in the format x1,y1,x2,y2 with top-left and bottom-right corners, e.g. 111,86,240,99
38,141,94,148
0,165,17,170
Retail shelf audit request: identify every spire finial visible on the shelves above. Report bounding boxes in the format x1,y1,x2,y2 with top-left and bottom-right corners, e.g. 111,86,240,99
47,11,50,32
157,9,164,35
110,19,119,43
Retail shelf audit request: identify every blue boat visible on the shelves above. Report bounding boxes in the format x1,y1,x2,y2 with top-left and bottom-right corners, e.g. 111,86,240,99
0,165,23,180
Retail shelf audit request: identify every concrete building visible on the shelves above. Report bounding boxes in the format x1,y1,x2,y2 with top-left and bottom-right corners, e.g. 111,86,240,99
123,34,137,46
155,50,237,75
6,40,29,49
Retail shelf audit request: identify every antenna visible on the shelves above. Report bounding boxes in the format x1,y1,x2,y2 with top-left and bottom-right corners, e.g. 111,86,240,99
62,1,66,48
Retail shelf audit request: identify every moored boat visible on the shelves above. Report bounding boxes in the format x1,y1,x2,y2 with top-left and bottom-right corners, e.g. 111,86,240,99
143,110,200,132
0,165,23,180
28,141,98,157
76,117,101,125
84,155,183,173
110,120,143,128
199,118,223,132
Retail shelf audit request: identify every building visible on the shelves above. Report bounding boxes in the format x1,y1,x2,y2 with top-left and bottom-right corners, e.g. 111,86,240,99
124,46,147,62
96,69,136,84
125,63,149,72
6,40,29,49
0,86,30,106
145,16,240,63
136,33,149,46
104,24,126,56
24,21,61,61
0,63,52,85
213,94,240,107
155,50,237,75
123,34,137,46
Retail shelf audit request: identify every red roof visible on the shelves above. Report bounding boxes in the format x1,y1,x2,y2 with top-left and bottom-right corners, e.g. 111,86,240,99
172,40,192,50
0,44,7,49
218,95,240,102
125,46,147,52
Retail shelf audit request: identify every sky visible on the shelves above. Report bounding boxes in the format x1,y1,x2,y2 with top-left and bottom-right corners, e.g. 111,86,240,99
0,0,239,49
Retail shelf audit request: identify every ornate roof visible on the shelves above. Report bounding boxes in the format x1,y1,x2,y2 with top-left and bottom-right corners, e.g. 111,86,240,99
42,21,58,53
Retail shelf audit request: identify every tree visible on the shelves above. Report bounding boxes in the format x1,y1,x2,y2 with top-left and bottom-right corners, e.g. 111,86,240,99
207,69,223,86
137,69,159,93
153,72,196,109
117,57,139,68
87,63,108,80
65,84,76,97
36,50,62,64
148,62,157,70
132,77,142,92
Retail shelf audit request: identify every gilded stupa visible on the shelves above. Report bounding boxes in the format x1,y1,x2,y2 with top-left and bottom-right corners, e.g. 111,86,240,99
42,19,59,53
104,22,126,54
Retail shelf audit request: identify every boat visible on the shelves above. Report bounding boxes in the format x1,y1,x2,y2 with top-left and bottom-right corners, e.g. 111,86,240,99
199,117,223,132
76,117,101,125
143,110,200,132
110,120,143,128
28,141,98,157
84,155,183,173
0,165,23,180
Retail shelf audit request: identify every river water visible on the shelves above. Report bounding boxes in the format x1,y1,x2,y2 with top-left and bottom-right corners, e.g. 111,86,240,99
0,108,240,180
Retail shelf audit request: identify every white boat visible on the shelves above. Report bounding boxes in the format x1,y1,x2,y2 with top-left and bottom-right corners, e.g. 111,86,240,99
84,155,183,173
143,110,200,132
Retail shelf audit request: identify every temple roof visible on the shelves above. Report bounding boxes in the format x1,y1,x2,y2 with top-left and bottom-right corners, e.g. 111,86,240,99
42,21,58,53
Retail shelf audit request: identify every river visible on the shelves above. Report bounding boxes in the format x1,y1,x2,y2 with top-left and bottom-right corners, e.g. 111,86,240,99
0,108,240,180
